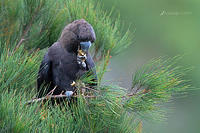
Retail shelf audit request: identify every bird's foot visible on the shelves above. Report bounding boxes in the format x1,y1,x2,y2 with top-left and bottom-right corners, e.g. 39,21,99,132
71,81,76,87
65,91,74,99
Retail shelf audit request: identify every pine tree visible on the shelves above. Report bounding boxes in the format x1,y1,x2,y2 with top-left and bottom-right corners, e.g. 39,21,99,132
0,0,190,132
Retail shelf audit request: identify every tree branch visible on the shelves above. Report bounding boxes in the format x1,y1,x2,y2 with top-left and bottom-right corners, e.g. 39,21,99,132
25,88,142,105
16,4,42,50
25,94,96,105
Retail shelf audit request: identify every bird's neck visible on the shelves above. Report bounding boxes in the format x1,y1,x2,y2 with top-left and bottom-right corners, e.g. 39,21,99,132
61,42,78,53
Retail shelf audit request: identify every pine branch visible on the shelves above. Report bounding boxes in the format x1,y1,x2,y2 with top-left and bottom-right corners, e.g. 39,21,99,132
16,1,44,49
25,86,142,105
25,94,96,105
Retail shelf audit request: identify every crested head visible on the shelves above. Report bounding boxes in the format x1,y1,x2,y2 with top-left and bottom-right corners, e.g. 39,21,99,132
58,19,96,52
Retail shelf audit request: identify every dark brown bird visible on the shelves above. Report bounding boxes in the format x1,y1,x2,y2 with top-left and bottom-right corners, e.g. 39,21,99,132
37,19,97,98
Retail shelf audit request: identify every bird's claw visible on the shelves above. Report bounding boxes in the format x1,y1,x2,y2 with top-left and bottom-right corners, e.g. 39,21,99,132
71,81,76,86
65,91,74,99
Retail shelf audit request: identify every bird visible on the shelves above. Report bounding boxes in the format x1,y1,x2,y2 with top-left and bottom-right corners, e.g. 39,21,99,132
37,19,97,100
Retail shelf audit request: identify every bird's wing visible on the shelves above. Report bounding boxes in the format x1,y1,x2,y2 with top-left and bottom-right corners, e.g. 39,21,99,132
37,52,52,97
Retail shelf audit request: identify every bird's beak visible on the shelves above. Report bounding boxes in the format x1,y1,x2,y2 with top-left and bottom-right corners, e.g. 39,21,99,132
80,41,92,53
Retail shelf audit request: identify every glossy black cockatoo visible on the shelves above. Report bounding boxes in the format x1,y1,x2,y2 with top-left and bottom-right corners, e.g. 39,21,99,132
37,19,97,99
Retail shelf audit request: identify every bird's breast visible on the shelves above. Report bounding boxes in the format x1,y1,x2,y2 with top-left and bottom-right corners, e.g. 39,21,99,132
56,58,87,79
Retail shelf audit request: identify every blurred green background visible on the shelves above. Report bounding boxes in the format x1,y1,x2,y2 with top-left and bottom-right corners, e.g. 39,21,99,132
100,0,200,132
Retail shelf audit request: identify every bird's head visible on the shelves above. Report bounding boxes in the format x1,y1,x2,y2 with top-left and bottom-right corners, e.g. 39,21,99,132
59,19,96,53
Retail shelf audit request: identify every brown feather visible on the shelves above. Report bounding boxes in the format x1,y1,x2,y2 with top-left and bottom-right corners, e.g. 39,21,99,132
58,19,96,52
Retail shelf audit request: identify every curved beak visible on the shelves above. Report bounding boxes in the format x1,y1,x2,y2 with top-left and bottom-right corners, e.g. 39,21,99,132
80,41,92,52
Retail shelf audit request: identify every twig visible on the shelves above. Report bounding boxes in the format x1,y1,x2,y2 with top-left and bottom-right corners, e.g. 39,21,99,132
16,39,26,49
15,4,42,50
25,94,96,105
25,93,136,105
84,87,99,92
46,86,57,96
25,86,144,105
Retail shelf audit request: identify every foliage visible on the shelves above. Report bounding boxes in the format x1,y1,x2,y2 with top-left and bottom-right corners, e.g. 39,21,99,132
64,0,132,59
0,43,40,94
0,85,138,133
0,0,132,61
0,0,191,132
124,56,190,119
